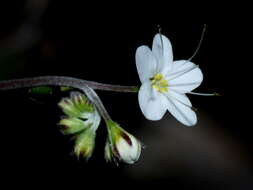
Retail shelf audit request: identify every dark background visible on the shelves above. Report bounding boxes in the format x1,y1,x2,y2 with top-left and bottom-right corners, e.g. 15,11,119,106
0,1,252,189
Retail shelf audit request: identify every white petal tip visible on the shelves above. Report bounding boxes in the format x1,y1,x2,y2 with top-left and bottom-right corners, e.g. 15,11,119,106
182,118,197,127
185,121,197,127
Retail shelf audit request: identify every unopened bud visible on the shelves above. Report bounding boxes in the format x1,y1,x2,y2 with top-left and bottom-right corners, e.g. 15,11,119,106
105,120,141,164
74,128,96,160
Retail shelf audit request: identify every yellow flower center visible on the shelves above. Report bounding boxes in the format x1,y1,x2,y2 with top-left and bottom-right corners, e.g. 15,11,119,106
150,73,169,93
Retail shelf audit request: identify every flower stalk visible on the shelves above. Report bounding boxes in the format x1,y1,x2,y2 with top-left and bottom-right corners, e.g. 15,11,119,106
0,76,138,93
0,75,136,122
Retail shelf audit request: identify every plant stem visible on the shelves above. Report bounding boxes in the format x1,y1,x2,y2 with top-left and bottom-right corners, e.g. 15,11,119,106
81,86,111,121
0,76,129,122
0,76,138,93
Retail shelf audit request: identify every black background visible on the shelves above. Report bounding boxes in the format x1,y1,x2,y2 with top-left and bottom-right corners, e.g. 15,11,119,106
0,1,252,189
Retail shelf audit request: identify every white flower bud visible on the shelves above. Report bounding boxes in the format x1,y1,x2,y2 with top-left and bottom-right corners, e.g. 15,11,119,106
105,120,141,164
115,132,141,164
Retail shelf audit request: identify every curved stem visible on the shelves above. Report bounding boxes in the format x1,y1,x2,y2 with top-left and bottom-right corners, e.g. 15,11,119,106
81,86,111,121
0,76,115,121
0,76,138,93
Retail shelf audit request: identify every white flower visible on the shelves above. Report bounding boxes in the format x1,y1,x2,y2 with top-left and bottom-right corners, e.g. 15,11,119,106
135,34,203,126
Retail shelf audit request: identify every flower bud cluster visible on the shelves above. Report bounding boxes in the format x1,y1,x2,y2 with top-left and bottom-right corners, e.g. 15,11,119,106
58,92,141,164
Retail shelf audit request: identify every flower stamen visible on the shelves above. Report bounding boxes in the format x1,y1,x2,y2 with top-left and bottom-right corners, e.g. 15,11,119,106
150,73,169,93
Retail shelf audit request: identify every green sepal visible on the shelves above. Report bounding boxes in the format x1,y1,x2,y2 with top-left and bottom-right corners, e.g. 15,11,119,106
106,120,125,143
59,117,91,135
132,86,140,92
58,92,94,118
104,138,113,163
58,91,101,160
58,91,101,134
74,128,96,160
104,120,127,164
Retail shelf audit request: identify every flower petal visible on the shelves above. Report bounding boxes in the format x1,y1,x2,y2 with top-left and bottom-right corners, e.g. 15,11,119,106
135,45,157,83
152,34,173,72
167,60,203,93
167,90,192,106
138,82,168,121
166,94,197,126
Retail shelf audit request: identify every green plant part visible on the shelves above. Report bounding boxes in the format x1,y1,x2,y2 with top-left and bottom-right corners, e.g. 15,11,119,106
60,86,73,92
28,86,53,94
58,91,101,160
59,117,90,135
58,91,95,119
74,127,96,160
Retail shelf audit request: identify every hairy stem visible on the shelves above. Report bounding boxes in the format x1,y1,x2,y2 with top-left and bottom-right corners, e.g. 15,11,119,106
81,86,111,121
0,76,123,121
0,76,138,93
